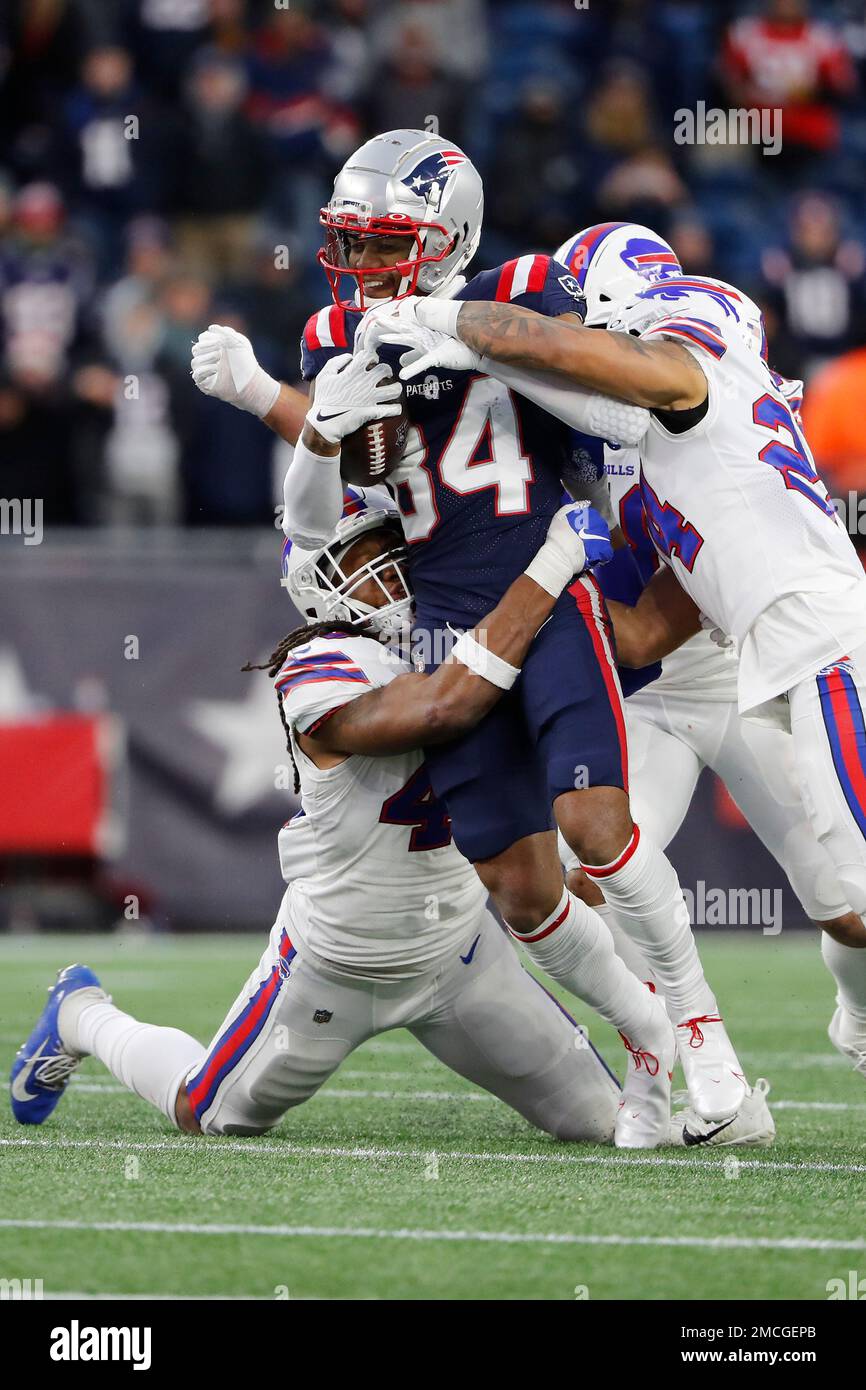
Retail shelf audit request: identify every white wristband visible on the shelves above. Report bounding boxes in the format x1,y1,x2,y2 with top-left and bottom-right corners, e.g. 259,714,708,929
450,630,521,691
416,297,464,339
246,369,281,419
523,536,585,599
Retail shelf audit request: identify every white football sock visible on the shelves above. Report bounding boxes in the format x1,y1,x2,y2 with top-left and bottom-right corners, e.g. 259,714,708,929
582,826,714,1022
59,992,205,1125
508,888,659,1044
822,932,866,1024
593,900,660,995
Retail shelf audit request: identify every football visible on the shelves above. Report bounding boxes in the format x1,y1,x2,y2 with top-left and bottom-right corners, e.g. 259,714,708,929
339,386,410,486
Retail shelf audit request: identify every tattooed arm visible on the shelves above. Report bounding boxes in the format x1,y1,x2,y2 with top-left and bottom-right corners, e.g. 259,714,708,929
455,301,707,412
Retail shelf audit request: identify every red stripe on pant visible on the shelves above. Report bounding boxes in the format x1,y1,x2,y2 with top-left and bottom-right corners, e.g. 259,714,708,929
823,669,866,820
570,574,629,790
187,965,281,1114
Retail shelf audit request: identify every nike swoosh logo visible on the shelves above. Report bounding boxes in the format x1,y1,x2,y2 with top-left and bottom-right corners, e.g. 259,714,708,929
682,1116,737,1147
10,1042,52,1103
316,409,349,421
460,934,481,965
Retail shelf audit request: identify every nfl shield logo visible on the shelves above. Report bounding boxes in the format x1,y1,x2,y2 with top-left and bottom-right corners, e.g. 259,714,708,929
313,1008,333,1025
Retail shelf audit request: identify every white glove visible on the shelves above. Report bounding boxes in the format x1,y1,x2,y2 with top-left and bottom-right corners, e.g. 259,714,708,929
397,333,481,378
190,324,280,418
305,349,403,445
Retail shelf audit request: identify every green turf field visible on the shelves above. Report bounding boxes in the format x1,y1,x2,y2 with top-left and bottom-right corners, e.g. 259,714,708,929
1,931,864,1301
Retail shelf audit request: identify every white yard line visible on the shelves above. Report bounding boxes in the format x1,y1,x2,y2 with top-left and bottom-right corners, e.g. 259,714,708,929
0,1216,862,1253
2,1134,865,1175
41,1290,368,1301
772,1100,866,1112
62,1079,866,1112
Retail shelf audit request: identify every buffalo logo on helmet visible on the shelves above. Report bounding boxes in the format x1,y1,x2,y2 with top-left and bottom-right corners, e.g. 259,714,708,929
619,237,681,281
399,149,466,212
639,276,741,320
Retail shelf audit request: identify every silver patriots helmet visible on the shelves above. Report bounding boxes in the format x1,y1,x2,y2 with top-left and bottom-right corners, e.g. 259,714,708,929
318,129,484,310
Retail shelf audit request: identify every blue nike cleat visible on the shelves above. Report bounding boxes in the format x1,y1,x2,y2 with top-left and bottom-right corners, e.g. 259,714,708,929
9,963,104,1125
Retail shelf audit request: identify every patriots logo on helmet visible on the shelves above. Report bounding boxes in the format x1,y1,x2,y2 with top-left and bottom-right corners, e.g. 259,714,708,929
400,150,466,212
620,237,681,282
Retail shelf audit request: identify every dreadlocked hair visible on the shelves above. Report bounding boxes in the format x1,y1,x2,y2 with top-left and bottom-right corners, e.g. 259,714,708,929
242,619,372,794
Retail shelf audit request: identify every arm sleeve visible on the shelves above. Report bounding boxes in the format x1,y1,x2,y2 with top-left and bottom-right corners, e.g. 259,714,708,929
286,306,362,545
281,436,344,546
476,357,651,445
458,257,649,443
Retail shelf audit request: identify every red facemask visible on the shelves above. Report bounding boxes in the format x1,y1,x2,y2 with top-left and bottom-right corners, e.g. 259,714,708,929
318,208,453,311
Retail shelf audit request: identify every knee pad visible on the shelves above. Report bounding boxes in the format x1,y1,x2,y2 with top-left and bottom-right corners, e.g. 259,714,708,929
834,865,866,918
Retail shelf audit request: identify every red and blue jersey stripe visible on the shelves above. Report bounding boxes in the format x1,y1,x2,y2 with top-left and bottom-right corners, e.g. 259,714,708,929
818,661,866,840
186,928,296,1122
276,651,370,696
644,315,727,359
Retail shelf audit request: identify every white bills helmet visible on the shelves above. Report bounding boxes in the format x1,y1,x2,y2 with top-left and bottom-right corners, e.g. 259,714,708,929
319,129,484,310
281,487,412,637
609,274,768,357
555,222,682,327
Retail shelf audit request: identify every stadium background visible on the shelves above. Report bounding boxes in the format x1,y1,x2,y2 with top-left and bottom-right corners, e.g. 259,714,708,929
2,0,866,932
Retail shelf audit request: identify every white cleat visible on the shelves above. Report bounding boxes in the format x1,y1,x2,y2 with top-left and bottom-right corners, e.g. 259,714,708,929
828,1005,866,1078
614,1003,676,1149
669,1077,775,1147
676,1012,747,1123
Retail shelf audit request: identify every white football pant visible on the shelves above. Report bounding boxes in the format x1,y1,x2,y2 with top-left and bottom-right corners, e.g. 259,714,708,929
184,903,620,1142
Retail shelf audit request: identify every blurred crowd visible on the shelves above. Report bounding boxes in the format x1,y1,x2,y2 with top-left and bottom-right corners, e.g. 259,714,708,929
2,0,866,527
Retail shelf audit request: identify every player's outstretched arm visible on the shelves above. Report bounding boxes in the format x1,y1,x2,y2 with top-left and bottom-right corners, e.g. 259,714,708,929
362,301,650,445
262,383,310,445
309,505,613,757
606,566,702,665
418,299,707,412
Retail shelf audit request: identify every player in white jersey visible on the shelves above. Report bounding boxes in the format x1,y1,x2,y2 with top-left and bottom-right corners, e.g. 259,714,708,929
542,226,861,1140
11,495,680,1149
396,241,866,1110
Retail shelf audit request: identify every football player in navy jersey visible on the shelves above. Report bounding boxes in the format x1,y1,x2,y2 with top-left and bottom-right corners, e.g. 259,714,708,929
191,130,748,1131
